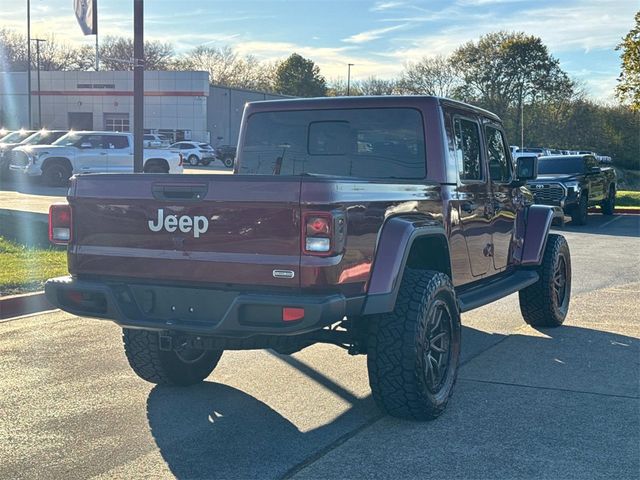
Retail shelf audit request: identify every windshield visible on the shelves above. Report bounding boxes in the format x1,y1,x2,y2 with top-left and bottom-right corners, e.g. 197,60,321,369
538,157,585,175
240,108,426,178
53,132,81,146
1,131,33,144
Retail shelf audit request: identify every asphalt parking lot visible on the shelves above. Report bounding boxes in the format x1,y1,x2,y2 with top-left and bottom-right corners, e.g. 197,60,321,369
0,214,638,479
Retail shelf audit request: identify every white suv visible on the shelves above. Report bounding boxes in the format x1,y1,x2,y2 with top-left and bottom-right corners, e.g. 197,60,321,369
170,141,216,166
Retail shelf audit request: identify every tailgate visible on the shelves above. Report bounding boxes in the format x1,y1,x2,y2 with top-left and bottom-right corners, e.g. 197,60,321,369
69,174,302,287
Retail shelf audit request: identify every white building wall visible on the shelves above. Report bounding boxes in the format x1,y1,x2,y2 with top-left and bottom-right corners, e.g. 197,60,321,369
0,70,210,141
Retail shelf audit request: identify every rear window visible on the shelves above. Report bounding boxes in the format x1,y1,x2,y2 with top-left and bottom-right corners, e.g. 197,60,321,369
239,108,426,178
538,157,585,175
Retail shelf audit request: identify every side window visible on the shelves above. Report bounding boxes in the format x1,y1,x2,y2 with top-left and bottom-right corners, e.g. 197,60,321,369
485,126,511,183
453,117,482,181
78,135,107,149
107,135,129,149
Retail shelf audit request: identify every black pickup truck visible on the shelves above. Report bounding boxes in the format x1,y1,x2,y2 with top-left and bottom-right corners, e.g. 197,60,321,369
527,155,617,225
45,96,571,421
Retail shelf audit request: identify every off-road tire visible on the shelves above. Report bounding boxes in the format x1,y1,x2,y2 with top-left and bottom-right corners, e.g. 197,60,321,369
367,269,461,421
200,158,211,166
519,234,571,328
42,162,71,187
123,329,223,386
222,155,234,168
601,187,615,216
188,154,200,166
571,194,588,225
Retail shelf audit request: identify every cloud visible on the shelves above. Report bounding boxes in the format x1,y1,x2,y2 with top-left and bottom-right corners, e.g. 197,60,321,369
342,24,411,44
371,1,405,12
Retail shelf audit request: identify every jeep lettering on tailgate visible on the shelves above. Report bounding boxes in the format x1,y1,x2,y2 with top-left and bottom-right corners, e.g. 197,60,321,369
148,208,209,238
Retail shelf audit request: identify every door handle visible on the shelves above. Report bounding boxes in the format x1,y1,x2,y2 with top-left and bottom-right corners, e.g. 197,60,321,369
461,202,476,213
100,152,107,155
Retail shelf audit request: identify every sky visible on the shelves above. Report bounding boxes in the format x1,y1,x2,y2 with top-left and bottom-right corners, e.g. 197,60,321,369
1,0,636,101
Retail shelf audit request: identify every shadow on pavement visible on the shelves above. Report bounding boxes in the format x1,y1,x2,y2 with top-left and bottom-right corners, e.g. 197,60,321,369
554,214,640,238
145,324,638,479
0,175,67,197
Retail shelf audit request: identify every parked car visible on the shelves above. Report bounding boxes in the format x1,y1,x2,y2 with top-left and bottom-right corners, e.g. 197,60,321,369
0,129,37,177
10,131,183,186
516,147,551,157
45,96,570,421
143,134,171,148
215,144,236,168
527,154,617,225
170,141,216,166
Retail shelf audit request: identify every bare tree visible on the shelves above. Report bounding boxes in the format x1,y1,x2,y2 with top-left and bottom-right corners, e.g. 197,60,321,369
397,55,461,97
99,36,174,70
356,76,397,95
173,46,276,91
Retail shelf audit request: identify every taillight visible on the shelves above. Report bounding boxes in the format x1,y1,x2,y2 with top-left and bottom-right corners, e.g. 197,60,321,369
178,153,184,166
49,203,71,245
302,211,347,256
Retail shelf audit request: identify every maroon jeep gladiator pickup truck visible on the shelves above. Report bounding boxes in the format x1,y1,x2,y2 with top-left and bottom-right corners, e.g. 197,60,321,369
46,96,571,421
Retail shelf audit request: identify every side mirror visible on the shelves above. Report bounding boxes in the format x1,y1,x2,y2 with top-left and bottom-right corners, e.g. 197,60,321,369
79,142,93,149
515,155,538,183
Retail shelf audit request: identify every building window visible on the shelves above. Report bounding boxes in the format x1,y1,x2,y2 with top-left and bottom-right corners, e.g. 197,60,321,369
104,113,130,132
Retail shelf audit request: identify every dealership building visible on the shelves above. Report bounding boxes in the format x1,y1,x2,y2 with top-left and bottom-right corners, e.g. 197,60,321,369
0,70,286,144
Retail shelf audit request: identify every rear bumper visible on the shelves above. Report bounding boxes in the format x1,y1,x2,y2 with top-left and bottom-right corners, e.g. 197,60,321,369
45,276,351,338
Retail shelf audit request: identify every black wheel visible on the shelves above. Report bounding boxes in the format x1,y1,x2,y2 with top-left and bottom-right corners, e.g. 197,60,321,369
200,158,211,166
601,187,615,216
145,164,167,173
571,194,588,225
519,234,571,328
188,154,200,166
42,162,71,187
367,269,461,421
222,155,234,168
123,329,223,386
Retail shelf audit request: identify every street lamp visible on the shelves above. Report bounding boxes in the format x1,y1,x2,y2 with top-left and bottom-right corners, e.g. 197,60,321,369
33,38,46,128
27,0,32,128
347,63,354,96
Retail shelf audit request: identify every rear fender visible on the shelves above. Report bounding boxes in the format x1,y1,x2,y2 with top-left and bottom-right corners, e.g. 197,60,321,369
519,205,554,266
362,216,450,315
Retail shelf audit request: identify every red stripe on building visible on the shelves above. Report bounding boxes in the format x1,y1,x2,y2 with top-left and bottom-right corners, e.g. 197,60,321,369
31,91,207,97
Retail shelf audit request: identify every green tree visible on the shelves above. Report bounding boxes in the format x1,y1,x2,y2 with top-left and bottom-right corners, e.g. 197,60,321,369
615,11,640,110
274,53,327,97
451,31,575,145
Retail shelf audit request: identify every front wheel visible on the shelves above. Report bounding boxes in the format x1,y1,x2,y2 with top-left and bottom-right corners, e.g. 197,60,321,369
222,155,234,168
601,187,615,216
123,329,223,386
367,269,461,421
519,234,571,327
571,194,588,225
42,163,71,187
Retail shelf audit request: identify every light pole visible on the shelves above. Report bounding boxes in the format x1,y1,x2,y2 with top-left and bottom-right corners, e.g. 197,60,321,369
347,63,354,96
33,38,46,128
133,0,144,172
27,0,32,128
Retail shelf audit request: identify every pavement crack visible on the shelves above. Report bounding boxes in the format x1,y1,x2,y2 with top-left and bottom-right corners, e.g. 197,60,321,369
459,377,640,400
279,413,385,480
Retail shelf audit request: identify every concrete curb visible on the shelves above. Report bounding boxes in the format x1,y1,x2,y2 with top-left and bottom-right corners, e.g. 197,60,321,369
589,207,640,214
0,291,53,320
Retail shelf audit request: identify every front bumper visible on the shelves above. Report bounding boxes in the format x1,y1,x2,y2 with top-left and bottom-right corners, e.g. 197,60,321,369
45,276,350,338
9,163,41,177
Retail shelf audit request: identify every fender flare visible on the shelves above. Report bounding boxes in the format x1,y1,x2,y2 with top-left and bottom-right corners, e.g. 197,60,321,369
362,216,450,315
41,156,73,173
519,205,554,266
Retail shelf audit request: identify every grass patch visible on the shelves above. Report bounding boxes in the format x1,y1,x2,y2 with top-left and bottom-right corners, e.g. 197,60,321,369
617,190,640,207
0,236,68,296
